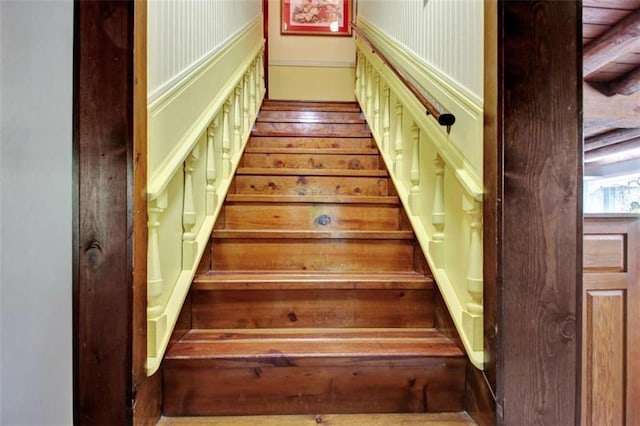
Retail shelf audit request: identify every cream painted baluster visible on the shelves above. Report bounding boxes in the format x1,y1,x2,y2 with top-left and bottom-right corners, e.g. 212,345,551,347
382,84,391,152
250,60,257,116
243,73,250,135
222,99,232,177
234,84,242,151
355,51,361,100
360,55,367,109
393,101,404,174
373,72,381,135
182,146,200,270
463,196,483,350
409,123,421,215
206,117,218,215
147,191,168,320
258,48,265,97
366,63,373,117
430,154,445,265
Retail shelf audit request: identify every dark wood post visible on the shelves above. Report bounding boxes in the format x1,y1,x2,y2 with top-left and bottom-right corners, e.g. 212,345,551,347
73,2,159,424
485,1,583,424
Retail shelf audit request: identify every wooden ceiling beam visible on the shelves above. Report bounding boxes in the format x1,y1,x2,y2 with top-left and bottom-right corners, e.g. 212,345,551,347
606,65,640,96
583,8,640,76
585,128,640,151
584,81,640,128
584,137,640,163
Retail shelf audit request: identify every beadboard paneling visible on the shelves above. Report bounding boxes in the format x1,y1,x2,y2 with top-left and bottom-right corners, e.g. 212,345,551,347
148,0,262,102
357,0,483,100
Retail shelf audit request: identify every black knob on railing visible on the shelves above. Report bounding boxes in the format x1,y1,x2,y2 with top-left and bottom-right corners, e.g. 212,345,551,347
438,113,456,127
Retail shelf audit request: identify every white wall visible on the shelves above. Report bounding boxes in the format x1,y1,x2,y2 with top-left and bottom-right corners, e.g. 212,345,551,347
0,1,73,425
148,0,263,102
358,0,484,100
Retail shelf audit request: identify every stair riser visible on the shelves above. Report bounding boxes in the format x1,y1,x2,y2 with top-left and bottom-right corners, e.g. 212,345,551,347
233,176,389,196
191,289,435,329
241,153,380,170
248,137,374,150
210,239,415,271
163,358,466,416
252,122,371,138
260,101,362,112
256,111,366,124
219,203,401,231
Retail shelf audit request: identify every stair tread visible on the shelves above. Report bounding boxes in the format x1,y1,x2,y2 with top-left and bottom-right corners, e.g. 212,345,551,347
157,412,477,426
193,271,434,290
260,100,361,112
252,122,371,138
257,111,366,124
212,229,414,239
247,137,374,151
166,328,464,359
244,146,379,155
225,194,399,204
236,167,387,177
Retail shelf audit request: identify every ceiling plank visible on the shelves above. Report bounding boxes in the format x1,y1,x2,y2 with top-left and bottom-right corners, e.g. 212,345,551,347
607,65,640,95
584,9,640,76
583,0,640,10
583,7,632,25
584,82,640,128
585,128,640,151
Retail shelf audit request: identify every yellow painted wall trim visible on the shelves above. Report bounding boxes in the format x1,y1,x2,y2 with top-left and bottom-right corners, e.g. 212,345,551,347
269,60,355,68
355,33,486,368
269,66,355,101
146,19,266,375
148,17,263,200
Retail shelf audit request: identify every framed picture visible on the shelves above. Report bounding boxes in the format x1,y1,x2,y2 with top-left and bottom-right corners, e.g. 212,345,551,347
281,0,352,36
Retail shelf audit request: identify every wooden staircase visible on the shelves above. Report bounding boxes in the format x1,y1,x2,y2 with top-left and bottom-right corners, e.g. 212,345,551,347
162,101,474,423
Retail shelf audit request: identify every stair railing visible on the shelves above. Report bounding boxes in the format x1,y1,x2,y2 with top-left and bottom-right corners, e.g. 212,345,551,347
145,26,266,375
353,22,485,369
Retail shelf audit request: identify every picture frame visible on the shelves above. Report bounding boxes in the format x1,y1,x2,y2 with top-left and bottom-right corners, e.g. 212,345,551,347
281,0,353,36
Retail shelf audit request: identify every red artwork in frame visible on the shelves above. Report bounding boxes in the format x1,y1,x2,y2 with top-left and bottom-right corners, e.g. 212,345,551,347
281,0,353,36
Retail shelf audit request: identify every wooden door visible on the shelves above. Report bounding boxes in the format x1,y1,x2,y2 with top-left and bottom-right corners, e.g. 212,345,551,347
582,215,640,425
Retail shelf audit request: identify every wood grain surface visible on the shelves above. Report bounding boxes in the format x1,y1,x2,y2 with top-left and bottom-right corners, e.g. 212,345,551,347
498,2,582,424
74,2,135,424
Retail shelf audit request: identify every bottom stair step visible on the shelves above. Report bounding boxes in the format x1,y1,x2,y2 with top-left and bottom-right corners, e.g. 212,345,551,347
163,328,466,416
157,412,477,425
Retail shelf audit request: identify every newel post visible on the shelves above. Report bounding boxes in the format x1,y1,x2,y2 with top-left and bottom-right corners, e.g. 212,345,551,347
147,191,168,319
463,195,483,350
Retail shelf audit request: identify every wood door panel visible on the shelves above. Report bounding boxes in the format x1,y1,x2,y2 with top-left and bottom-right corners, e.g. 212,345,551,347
584,290,626,426
583,216,639,425
583,234,626,272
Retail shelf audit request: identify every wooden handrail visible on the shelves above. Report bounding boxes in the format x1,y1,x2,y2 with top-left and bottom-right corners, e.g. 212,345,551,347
351,22,455,130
